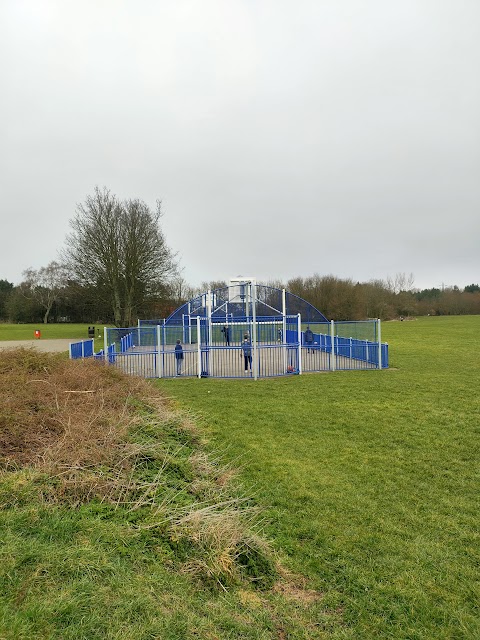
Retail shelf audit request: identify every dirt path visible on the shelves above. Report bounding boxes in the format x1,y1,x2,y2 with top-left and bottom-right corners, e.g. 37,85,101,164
0,339,74,353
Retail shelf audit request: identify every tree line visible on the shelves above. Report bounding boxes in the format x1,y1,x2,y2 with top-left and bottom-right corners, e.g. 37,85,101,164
1,187,479,325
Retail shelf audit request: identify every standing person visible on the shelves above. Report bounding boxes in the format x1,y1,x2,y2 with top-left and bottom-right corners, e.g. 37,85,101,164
304,326,314,354
221,325,230,346
174,339,184,375
241,335,252,373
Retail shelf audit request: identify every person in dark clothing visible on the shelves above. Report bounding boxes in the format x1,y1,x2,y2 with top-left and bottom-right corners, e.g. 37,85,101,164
241,336,252,372
304,326,314,354
174,339,184,375
221,325,230,346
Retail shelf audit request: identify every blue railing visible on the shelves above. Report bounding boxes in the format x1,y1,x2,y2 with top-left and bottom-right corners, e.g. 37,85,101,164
70,321,388,377
69,339,94,359
300,330,388,369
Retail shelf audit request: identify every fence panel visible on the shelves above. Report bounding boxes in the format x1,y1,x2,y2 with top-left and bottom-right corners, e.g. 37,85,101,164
69,339,94,359
89,319,389,376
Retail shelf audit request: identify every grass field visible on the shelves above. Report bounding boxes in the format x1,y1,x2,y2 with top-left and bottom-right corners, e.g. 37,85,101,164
0,323,98,341
0,323,106,352
158,316,480,639
1,316,479,638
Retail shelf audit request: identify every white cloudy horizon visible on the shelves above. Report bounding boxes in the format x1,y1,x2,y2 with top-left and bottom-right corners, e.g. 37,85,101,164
1,0,479,293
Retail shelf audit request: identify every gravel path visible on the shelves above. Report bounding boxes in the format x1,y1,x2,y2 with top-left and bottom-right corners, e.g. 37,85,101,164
0,339,74,353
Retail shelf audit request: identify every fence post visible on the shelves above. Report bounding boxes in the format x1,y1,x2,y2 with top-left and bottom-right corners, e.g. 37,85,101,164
297,313,302,374
330,320,336,371
197,316,202,378
156,325,161,378
207,290,212,347
377,319,382,369
104,327,108,363
188,303,192,344
252,281,258,380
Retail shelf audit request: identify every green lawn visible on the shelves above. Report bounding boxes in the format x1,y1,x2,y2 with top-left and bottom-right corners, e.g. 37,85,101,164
158,316,480,639
0,323,106,352
0,323,99,341
1,316,478,638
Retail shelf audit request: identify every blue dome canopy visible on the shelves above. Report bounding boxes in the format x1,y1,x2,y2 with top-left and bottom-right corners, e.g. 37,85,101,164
165,283,328,325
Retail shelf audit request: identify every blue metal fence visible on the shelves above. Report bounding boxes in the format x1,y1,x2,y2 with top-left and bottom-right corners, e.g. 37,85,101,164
69,339,94,359
69,319,388,378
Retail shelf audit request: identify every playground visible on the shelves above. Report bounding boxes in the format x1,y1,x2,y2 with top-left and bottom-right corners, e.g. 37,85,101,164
86,279,388,379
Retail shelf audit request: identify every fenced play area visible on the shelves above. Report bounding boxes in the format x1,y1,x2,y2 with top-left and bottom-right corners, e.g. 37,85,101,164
70,279,388,379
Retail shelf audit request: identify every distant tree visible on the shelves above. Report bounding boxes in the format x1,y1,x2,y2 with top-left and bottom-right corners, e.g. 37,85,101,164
386,272,415,294
22,261,67,324
356,280,395,320
168,276,196,307
0,279,14,321
199,280,228,293
59,280,112,323
5,284,44,323
64,187,179,327
287,274,363,320
415,288,441,300
464,284,480,293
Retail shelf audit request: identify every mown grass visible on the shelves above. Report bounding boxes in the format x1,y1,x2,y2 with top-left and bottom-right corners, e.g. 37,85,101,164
0,323,107,353
0,323,100,341
0,351,328,639
158,316,480,639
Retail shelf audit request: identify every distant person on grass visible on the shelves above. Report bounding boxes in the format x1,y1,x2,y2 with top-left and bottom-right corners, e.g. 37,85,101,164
242,334,252,373
175,340,183,375
221,325,230,346
304,326,314,354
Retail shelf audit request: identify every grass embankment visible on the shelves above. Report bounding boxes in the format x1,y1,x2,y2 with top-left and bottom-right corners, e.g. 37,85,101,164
1,350,327,639
159,316,480,639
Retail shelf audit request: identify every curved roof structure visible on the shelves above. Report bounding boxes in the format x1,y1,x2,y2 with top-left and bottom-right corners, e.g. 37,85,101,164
165,283,328,325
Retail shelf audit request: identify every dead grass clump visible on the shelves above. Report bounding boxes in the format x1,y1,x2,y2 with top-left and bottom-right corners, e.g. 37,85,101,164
0,348,161,469
167,501,276,589
273,577,324,605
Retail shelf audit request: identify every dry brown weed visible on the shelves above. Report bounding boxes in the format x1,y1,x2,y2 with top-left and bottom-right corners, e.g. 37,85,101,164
0,348,170,489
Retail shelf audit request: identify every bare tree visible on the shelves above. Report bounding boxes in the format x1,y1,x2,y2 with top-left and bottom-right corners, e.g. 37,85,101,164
22,261,67,324
386,272,415,295
64,187,178,326
168,275,196,306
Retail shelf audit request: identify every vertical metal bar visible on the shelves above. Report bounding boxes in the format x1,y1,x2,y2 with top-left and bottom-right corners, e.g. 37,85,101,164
282,288,287,370
188,302,192,344
197,316,202,378
207,290,212,346
330,320,336,371
252,281,258,380
297,313,302,374
104,327,108,363
156,325,161,378
377,319,382,369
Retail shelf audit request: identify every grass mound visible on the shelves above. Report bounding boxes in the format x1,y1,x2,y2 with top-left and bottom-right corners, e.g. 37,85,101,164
0,349,276,597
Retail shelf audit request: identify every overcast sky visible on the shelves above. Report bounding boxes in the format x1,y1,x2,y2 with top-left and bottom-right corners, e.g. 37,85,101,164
1,0,479,291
